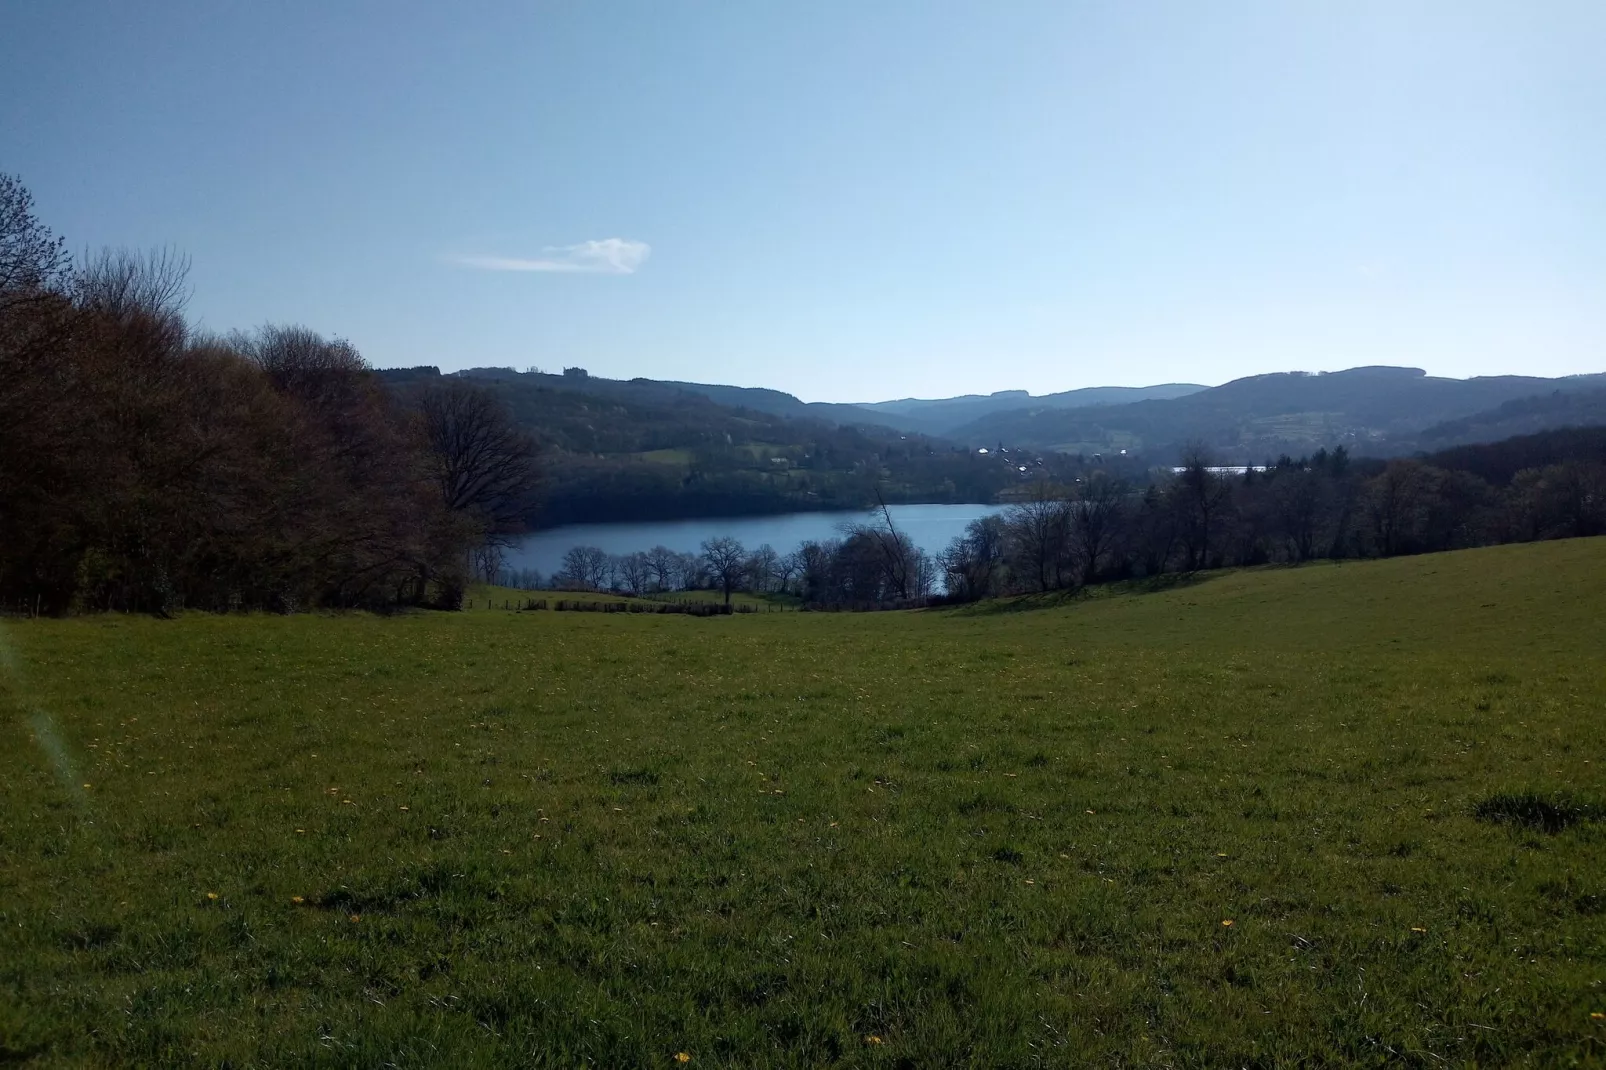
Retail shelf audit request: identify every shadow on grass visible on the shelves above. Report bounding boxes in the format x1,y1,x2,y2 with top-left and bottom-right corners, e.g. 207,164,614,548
943,570,1222,617
1473,791,1605,834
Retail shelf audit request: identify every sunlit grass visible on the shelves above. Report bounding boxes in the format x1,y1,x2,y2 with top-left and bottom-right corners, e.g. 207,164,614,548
3,539,1604,1066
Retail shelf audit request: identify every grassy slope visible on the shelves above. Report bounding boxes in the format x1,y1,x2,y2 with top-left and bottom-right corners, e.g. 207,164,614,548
3,540,1604,1067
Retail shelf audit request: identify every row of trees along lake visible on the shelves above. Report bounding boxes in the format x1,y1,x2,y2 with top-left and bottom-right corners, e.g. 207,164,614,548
519,433,1606,610
0,175,541,615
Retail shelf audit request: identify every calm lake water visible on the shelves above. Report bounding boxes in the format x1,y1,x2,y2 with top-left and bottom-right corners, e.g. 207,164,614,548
505,503,1007,578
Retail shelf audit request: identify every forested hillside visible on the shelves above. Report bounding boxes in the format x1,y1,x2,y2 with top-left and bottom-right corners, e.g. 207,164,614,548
856,382,1206,437
374,363,1606,529
377,367,1060,526
1406,388,1606,451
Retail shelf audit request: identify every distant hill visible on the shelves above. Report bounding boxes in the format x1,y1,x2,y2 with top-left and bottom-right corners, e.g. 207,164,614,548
637,376,1210,437
375,367,1064,526
947,366,1606,461
853,383,1207,437
647,379,911,430
444,367,901,429
416,366,1215,440
436,367,942,432
1401,388,1606,453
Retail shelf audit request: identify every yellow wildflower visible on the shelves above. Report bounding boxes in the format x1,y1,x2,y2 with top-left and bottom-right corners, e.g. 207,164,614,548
1221,919,1234,927
206,892,218,901
675,1053,691,1063
865,1035,883,1045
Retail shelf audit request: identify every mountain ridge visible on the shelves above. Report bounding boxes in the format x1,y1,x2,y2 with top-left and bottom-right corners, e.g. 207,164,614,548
379,362,1606,470
403,366,1218,438
852,383,1208,436
945,366,1606,460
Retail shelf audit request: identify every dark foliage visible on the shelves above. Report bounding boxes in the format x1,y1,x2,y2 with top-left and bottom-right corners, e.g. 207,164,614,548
1410,390,1606,451
1420,426,1606,486
926,435,1606,603
0,176,536,615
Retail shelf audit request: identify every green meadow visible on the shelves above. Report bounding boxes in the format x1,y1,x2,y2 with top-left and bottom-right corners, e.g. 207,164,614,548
3,540,1605,1067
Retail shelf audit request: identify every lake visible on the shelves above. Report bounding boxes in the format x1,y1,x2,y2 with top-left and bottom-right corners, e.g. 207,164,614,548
504,503,1008,578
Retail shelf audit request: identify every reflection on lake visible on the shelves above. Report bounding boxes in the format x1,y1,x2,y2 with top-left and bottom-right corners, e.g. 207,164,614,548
505,503,1007,579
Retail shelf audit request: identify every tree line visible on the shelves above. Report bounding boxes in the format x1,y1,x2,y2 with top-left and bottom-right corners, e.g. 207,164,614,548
0,175,539,615
537,433,1605,608
942,439,1604,600
533,523,938,609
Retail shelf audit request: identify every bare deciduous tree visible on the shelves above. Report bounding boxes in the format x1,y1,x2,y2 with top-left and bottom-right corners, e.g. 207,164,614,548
744,543,780,593
1069,474,1128,585
616,551,650,595
940,515,1006,601
701,536,747,605
644,545,678,591
849,489,921,600
558,545,609,589
471,541,505,584
415,378,541,548
1172,444,1232,571
1005,484,1070,591
774,550,802,596
0,173,71,306
75,247,190,336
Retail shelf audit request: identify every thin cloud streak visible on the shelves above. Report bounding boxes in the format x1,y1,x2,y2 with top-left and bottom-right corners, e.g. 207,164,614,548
449,239,650,275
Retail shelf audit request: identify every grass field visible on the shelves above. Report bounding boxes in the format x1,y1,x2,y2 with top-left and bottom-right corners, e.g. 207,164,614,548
3,540,1605,1067
464,586,797,612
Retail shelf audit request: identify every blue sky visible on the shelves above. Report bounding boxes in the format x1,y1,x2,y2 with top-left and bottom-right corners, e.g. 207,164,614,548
4,1,1603,402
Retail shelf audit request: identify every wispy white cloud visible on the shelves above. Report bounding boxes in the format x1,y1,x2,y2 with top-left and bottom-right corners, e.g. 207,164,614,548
448,239,651,275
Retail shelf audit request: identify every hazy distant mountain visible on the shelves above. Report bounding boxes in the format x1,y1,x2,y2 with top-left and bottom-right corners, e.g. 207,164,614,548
947,366,1606,461
853,383,1208,437
1401,388,1606,453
